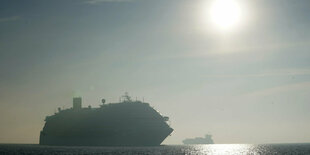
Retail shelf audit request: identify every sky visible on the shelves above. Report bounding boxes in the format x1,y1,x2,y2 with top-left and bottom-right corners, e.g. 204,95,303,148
0,0,310,144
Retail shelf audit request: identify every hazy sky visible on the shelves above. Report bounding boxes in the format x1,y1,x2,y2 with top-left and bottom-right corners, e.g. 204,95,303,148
1,0,310,144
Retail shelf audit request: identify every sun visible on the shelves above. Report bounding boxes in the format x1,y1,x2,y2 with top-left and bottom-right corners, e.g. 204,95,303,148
209,0,243,31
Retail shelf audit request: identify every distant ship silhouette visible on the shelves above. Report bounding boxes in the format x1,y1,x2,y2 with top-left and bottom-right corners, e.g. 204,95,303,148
183,134,214,144
40,93,173,146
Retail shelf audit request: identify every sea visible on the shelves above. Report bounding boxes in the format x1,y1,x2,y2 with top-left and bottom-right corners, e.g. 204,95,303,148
0,143,310,155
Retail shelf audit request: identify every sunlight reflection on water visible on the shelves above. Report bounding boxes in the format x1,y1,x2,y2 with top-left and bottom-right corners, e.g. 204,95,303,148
187,144,255,155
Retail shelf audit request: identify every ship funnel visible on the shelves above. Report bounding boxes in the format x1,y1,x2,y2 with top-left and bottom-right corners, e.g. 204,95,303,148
73,97,82,110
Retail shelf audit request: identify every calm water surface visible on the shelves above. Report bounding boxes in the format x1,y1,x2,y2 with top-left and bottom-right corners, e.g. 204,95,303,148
0,143,310,155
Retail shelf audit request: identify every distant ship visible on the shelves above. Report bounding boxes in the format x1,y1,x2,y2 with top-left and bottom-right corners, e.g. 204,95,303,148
183,134,214,145
40,93,173,146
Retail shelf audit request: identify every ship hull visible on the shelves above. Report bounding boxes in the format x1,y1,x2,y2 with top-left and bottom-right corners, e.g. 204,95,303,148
40,128,173,146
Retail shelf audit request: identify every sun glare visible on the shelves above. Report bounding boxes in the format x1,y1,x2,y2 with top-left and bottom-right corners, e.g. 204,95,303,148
209,0,243,31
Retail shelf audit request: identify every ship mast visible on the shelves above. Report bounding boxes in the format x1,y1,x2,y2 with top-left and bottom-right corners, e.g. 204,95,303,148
122,92,132,102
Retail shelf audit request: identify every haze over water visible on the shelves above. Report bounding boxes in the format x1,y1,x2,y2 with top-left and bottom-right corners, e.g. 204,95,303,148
1,0,310,147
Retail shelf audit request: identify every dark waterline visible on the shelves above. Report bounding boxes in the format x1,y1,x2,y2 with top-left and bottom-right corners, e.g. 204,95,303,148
1,143,310,154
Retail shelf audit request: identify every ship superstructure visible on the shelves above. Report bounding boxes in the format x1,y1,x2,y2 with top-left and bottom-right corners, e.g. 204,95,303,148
40,94,173,146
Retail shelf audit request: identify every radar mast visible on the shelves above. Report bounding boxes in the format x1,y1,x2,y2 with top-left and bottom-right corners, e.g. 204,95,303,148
122,92,132,102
